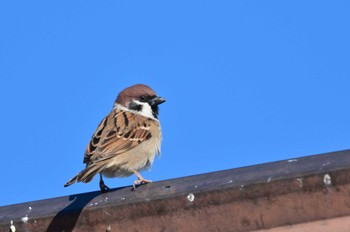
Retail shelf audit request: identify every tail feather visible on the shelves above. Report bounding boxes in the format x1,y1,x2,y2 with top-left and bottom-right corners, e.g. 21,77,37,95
64,175,78,187
64,162,107,187
78,163,105,183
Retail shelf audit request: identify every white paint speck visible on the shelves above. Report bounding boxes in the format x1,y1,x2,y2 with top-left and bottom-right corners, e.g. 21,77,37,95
194,185,198,188
10,225,16,232
288,159,298,163
21,216,29,223
297,178,303,188
227,180,233,183
120,197,126,201
94,202,98,205
267,177,272,183
322,162,331,167
187,193,195,202
10,222,16,232
239,184,245,191
28,207,32,210
323,173,332,186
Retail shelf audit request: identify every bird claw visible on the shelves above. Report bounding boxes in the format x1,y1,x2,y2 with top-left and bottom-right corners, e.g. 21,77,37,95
100,186,110,193
132,179,152,191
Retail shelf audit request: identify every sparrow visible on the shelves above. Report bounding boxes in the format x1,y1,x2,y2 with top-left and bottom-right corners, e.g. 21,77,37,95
64,84,165,192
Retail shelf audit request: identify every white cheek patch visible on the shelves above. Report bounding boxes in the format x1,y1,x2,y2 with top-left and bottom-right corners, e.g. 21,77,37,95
132,100,154,119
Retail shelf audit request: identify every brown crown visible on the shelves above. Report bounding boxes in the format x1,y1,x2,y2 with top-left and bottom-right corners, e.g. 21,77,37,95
116,84,157,107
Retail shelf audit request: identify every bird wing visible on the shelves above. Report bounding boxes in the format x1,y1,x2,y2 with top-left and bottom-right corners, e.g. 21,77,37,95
83,109,154,165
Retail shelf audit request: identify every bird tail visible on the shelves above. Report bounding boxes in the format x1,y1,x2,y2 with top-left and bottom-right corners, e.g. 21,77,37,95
64,162,107,187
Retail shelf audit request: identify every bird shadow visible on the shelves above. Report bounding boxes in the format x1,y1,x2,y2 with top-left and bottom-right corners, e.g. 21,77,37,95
46,187,128,232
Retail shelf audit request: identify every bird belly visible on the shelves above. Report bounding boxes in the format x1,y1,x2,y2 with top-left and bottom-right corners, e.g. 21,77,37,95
101,136,161,178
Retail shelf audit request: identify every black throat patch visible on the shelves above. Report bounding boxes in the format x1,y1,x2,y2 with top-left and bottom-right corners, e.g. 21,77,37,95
151,105,159,119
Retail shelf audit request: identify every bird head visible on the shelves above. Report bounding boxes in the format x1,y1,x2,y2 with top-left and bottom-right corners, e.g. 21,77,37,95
115,84,166,119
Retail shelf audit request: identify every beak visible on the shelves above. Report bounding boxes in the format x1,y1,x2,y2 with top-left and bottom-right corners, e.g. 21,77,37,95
151,96,166,106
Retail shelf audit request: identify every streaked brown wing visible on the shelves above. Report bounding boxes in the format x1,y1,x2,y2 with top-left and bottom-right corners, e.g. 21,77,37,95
83,116,108,163
83,109,153,164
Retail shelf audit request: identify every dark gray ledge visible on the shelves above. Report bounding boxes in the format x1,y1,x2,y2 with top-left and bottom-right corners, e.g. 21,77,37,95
1,149,350,232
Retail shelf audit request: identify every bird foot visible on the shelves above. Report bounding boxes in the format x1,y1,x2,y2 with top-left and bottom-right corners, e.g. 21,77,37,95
100,182,111,193
132,178,152,191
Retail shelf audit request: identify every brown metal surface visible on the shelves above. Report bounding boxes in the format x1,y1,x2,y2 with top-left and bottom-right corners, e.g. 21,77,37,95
1,149,350,232
256,215,350,232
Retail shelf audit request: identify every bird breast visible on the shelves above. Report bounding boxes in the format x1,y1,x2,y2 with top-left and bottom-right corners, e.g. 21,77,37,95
102,122,162,178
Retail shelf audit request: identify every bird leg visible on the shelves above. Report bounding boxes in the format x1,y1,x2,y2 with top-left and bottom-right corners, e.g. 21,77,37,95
99,173,110,193
132,171,152,190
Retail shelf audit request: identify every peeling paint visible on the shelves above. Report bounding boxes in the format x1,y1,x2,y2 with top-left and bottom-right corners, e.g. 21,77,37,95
21,215,28,223
162,185,171,192
322,162,331,167
323,173,332,186
10,220,16,232
297,178,303,188
187,193,195,202
89,201,100,206
10,224,16,232
239,184,245,191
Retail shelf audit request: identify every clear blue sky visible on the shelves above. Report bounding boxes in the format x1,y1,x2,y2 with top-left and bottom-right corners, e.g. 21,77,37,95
1,1,349,206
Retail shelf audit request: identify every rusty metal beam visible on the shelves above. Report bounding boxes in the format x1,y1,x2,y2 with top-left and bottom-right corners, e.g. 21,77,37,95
1,149,350,232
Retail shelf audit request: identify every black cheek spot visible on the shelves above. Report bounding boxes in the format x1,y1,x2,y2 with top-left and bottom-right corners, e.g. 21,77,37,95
128,102,143,112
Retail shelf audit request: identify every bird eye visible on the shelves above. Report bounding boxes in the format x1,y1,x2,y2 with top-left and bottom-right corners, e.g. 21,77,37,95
139,96,146,101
